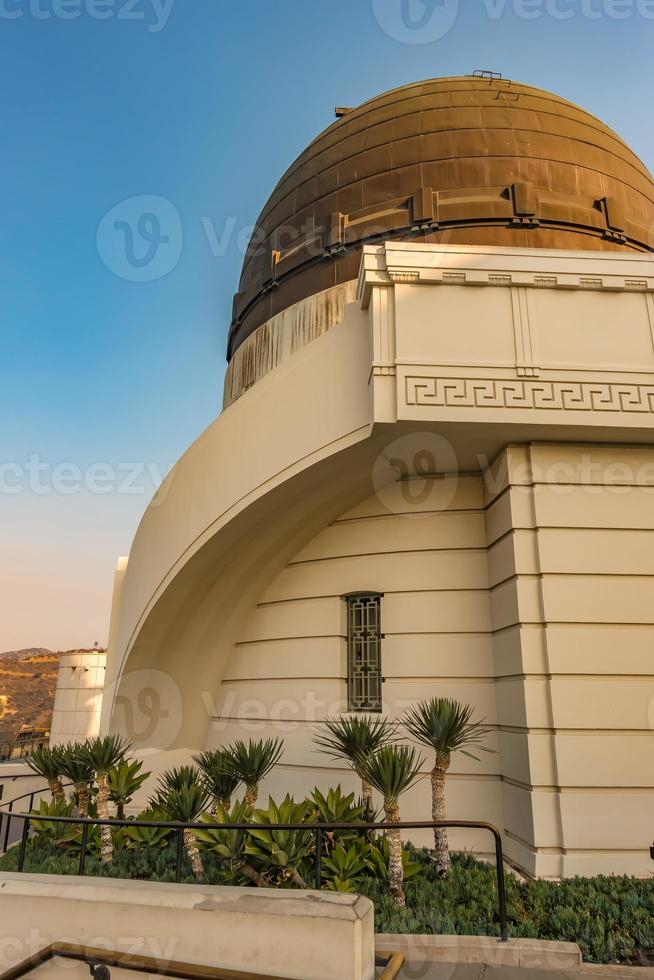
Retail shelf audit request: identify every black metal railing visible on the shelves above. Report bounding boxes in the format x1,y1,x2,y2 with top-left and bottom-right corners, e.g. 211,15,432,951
0,736,49,762
0,783,72,854
0,807,509,942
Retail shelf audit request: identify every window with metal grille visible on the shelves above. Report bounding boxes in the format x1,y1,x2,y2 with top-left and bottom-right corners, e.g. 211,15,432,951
345,592,383,712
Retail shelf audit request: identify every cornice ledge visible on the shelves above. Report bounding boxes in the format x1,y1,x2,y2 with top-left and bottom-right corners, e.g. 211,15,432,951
358,242,654,308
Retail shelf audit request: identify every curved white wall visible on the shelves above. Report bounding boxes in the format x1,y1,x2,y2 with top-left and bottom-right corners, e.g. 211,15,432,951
104,242,654,878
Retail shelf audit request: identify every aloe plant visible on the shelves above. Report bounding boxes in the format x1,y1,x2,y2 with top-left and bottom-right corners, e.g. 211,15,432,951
192,750,240,813
313,716,396,821
358,745,424,907
223,739,283,808
403,698,491,875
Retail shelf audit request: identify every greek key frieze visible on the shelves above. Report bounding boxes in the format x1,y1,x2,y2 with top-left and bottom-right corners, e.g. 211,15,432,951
404,378,654,413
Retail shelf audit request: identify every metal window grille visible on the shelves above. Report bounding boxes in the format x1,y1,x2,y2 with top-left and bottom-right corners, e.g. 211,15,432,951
346,592,383,712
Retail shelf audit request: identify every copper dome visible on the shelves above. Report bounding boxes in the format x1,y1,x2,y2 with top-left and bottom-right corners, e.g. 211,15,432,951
228,75,654,359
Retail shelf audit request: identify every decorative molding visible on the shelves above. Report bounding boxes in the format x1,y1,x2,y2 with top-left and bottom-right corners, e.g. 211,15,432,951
405,377,654,414
510,286,540,378
386,270,420,284
358,242,654,308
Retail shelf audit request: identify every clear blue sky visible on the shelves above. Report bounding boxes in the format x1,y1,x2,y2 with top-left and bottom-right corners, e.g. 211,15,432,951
2,0,653,650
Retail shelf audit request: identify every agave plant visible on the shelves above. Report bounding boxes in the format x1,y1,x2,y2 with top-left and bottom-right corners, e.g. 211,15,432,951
192,750,240,814
403,698,491,875
245,795,315,888
358,745,424,907
313,716,396,821
310,786,365,856
29,797,78,848
75,735,130,864
194,799,257,884
59,744,95,817
156,774,210,878
107,759,150,819
224,738,283,808
321,839,371,892
25,745,66,804
122,808,173,850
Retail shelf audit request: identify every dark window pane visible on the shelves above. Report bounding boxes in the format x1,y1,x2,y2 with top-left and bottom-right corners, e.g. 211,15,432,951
346,593,382,712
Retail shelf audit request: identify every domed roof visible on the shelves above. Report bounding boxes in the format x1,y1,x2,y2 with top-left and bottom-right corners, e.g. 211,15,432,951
228,75,654,358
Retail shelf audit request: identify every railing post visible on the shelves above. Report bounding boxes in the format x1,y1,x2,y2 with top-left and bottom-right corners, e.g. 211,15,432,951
314,828,322,889
2,801,13,853
175,827,184,882
17,817,30,872
493,829,508,942
78,821,89,876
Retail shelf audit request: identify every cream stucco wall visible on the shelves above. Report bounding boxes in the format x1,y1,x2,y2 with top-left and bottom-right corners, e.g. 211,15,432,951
49,651,107,747
0,874,375,980
103,242,654,878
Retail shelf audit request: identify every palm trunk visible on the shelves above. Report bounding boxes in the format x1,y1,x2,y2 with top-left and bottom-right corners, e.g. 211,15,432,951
244,785,258,808
116,802,125,821
431,753,450,876
97,773,113,864
359,774,375,823
49,779,65,805
288,867,308,888
183,828,204,877
385,798,405,908
211,795,231,816
75,783,89,819
240,862,267,887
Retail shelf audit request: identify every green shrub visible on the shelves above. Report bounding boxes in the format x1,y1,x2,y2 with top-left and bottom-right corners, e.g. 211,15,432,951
2,788,653,966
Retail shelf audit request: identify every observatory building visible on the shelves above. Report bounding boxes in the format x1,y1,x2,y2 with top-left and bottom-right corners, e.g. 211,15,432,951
100,76,654,878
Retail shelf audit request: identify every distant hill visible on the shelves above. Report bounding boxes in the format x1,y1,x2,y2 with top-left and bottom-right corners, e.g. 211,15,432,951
0,648,105,738
0,647,57,661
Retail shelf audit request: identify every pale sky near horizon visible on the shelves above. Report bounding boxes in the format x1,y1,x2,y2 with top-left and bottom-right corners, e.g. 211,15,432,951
2,0,654,651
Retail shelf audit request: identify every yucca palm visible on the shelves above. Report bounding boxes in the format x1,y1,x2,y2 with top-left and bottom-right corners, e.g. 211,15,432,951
358,745,424,907
156,775,210,878
192,749,240,814
26,745,66,803
313,716,396,821
75,735,130,864
224,738,283,808
403,698,491,875
59,744,95,817
107,758,150,819
151,765,200,800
